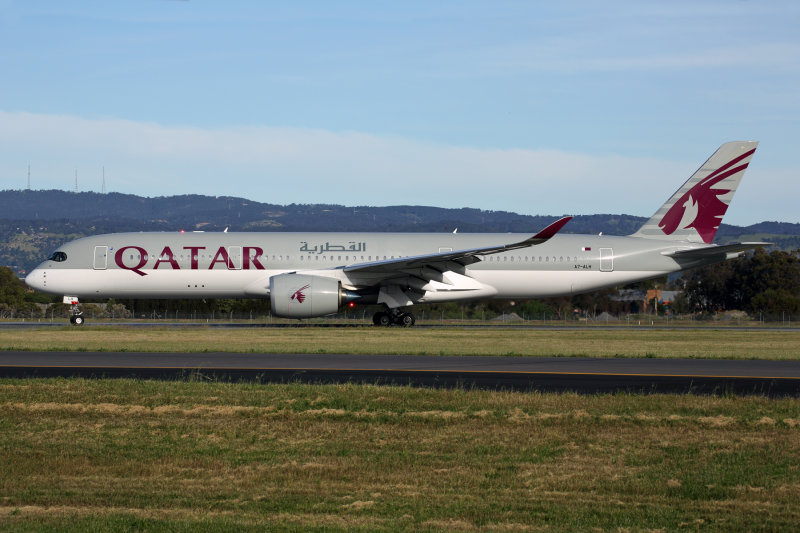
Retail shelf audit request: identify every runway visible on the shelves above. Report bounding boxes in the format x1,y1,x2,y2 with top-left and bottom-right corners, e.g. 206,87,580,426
2,351,799,396
2,321,797,332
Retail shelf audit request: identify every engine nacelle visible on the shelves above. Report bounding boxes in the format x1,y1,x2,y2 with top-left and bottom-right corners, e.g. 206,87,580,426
269,273,347,318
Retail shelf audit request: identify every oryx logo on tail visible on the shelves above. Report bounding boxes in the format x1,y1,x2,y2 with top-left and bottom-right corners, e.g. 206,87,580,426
290,284,311,303
655,146,757,244
630,142,758,243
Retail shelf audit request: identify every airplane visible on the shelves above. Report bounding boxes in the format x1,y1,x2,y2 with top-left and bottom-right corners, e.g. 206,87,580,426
25,141,768,326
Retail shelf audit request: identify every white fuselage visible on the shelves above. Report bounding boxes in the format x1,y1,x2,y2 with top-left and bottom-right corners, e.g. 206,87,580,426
25,230,707,305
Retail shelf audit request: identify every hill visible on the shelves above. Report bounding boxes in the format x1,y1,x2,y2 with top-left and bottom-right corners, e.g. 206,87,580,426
2,189,798,274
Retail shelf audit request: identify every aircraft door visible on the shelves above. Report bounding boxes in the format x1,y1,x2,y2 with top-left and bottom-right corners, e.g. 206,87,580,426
228,246,242,270
600,248,614,272
93,246,108,270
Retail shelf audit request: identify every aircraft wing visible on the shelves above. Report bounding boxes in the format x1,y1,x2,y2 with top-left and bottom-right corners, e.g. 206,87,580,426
343,216,572,276
663,242,771,260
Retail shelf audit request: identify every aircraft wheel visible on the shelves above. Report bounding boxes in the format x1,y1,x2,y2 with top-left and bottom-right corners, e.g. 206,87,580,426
72,315,85,326
69,316,75,325
376,312,392,327
400,313,415,327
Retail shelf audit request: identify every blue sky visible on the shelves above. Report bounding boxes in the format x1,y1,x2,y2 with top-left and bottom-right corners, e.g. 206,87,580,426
0,1,798,225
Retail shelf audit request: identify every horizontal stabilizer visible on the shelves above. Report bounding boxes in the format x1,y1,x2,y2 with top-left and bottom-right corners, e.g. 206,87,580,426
663,242,771,260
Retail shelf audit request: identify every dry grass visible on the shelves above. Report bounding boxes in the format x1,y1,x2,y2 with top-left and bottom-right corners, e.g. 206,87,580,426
1,326,799,359
1,379,800,531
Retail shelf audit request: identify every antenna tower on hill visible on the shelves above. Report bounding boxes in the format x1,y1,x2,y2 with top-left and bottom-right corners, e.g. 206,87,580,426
27,164,30,190
102,166,106,194
74,170,78,193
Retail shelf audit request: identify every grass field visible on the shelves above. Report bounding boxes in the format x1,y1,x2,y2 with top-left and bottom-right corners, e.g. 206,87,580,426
1,378,799,531
1,326,799,359
3,327,798,530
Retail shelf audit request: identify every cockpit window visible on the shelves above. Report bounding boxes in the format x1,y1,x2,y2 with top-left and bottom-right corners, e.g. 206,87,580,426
47,251,67,262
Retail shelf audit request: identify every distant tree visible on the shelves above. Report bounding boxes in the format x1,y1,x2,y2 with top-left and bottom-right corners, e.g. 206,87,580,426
0,266,44,317
682,260,737,311
106,302,131,319
515,300,556,320
670,291,692,314
569,288,621,318
45,303,71,319
740,249,800,314
543,296,574,320
750,289,800,315
681,248,800,315
0,266,27,309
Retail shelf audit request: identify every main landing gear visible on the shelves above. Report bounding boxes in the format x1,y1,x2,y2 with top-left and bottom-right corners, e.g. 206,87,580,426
372,309,416,327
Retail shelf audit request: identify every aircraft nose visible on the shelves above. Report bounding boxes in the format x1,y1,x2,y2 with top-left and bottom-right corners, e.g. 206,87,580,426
25,269,45,291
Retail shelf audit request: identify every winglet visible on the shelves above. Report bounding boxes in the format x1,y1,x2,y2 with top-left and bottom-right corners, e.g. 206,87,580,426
532,216,572,240
504,216,573,250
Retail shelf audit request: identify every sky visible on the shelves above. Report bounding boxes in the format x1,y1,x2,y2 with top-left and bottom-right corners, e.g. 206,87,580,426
0,1,798,226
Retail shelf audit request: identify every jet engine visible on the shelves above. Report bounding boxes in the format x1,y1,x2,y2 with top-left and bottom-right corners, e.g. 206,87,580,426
269,273,357,318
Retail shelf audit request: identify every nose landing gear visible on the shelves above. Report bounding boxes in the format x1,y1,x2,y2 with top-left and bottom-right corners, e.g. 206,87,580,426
64,296,85,326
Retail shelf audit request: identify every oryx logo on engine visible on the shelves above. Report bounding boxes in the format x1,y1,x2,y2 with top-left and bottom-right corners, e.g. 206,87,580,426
290,284,311,304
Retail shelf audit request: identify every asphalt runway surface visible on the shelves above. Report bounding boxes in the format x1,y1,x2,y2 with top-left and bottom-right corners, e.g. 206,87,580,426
2,351,799,396
2,321,797,332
